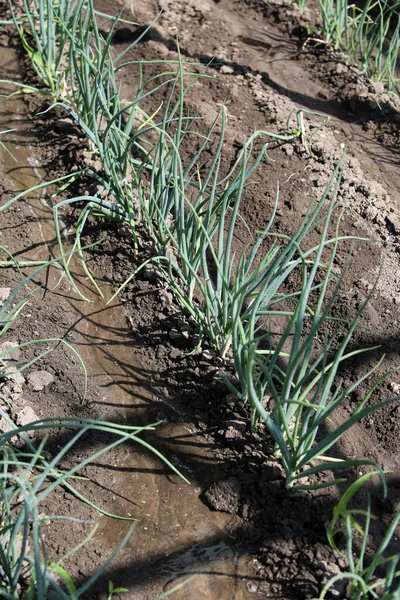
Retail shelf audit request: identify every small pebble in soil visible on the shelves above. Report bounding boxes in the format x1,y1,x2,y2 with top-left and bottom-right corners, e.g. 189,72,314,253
220,65,234,74
0,416,14,434
17,406,39,428
0,288,11,306
27,370,55,391
0,341,21,361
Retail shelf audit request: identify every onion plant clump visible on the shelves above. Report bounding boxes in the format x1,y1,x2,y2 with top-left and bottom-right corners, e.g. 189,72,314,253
227,164,399,488
318,0,400,91
9,0,210,301
106,77,400,489
3,0,77,101
318,473,400,599
110,66,332,356
0,416,186,599
3,0,152,297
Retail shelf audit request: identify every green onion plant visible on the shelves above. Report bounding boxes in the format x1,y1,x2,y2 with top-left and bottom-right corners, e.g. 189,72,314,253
110,65,332,354
36,1,212,300
319,472,400,599
318,0,400,90
226,165,399,488
5,0,78,101
0,415,186,599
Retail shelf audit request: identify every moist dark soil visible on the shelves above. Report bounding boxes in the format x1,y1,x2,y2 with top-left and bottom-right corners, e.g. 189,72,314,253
0,0,400,598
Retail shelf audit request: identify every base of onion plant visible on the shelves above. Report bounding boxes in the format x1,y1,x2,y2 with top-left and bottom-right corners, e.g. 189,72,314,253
5,0,75,102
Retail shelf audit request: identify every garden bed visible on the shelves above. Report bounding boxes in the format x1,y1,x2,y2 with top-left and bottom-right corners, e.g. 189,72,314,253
0,0,399,598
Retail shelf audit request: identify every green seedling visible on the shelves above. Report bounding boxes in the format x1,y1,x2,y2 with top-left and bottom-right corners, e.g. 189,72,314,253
107,580,129,599
318,473,400,599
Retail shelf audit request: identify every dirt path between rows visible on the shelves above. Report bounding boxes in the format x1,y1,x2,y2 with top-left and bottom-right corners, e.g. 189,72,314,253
1,0,400,598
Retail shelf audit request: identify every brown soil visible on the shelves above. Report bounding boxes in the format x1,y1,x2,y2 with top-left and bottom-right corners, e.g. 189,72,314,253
0,0,400,598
